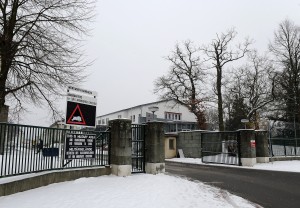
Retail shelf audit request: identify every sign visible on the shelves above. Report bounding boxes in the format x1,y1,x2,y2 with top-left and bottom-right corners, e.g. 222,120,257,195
66,86,97,127
65,133,96,159
250,139,256,148
66,101,96,126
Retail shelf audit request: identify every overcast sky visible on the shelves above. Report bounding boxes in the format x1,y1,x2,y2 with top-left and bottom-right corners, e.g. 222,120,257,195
23,0,300,126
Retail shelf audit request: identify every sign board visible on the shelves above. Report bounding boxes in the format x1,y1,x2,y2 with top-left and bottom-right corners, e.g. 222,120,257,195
250,139,256,148
241,119,249,123
66,86,97,127
64,133,96,159
66,101,96,126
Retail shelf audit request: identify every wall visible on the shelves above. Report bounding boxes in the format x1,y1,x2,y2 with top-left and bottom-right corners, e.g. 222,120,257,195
176,131,203,158
0,167,111,196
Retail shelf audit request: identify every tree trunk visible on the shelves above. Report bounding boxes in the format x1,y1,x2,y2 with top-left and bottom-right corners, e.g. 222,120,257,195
217,68,224,131
0,105,9,155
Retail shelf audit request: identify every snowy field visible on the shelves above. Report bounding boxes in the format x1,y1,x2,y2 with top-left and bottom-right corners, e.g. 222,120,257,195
1,159,299,208
0,173,259,208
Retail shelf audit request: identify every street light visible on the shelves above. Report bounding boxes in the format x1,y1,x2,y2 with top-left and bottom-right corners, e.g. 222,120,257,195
148,106,159,121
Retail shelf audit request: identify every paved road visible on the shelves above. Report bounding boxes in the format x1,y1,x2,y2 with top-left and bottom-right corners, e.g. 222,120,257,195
166,161,300,208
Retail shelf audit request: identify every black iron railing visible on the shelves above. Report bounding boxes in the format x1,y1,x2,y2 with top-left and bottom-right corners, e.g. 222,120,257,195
269,138,300,156
131,124,145,173
0,123,110,178
201,132,240,166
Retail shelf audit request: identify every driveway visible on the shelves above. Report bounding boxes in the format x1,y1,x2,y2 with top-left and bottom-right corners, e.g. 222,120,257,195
166,161,300,208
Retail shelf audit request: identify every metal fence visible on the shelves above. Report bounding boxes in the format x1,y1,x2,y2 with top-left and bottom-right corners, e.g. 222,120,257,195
269,138,300,156
131,124,145,173
201,131,240,166
0,123,110,178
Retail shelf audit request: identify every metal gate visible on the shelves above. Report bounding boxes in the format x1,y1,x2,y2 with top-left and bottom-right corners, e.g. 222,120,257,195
201,132,240,166
131,124,145,173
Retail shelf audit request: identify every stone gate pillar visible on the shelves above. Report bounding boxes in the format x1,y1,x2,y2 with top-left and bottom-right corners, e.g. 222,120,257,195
145,121,165,174
255,130,269,163
109,119,132,176
238,129,256,166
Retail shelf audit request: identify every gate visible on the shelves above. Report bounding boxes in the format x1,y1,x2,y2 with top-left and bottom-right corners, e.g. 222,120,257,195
0,123,110,178
131,124,145,173
201,132,240,166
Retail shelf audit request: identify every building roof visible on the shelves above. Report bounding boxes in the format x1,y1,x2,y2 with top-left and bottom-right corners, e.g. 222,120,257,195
97,99,174,118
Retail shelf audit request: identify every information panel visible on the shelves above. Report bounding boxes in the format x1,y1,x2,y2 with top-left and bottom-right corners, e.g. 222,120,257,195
65,86,97,127
65,133,96,159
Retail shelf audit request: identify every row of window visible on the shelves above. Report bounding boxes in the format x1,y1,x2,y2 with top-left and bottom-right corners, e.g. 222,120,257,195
165,112,182,121
98,111,182,125
99,118,109,125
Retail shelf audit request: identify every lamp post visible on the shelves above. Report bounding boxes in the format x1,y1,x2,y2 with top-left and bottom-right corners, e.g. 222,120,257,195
148,106,159,121
241,119,249,129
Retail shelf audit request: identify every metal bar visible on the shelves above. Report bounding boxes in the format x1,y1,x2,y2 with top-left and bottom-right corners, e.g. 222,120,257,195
0,123,109,178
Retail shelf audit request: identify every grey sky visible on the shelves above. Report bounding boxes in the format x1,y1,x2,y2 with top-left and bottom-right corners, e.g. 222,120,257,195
23,0,300,126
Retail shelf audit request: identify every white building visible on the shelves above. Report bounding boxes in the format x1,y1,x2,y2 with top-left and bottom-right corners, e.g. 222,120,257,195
97,99,198,132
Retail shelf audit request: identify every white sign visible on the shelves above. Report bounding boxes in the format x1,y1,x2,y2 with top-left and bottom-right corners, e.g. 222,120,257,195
67,86,97,97
67,86,97,106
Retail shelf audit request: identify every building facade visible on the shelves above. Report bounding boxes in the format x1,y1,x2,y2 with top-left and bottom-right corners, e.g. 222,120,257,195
96,100,198,132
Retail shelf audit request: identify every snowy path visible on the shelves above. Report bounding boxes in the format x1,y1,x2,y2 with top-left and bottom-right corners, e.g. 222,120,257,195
0,173,259,208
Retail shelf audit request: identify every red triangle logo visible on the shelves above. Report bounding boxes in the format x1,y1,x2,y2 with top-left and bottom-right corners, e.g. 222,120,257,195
67,104,86,125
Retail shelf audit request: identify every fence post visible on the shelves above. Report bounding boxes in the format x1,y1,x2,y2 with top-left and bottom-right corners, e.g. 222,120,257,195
0,105,9,155
109,119,132,176
238,129,256,166
255,130,269,163
145,121,165,174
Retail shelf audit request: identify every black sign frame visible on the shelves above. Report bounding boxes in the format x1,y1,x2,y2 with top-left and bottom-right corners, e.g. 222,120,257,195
65,101,96,127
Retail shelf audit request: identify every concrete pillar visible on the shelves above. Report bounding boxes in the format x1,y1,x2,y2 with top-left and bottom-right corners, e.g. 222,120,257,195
0,105,9,122
109,119,132,176
145,121,165,174
238,129,256,166
255,130,269,163
0,105,9,155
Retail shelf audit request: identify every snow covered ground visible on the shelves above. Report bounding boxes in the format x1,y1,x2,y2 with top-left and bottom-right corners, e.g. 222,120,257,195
1,159,299,208
166,158,300,173
0,173,259,208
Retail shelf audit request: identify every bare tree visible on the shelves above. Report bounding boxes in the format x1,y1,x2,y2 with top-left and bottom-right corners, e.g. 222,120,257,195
0,0,95,121
269,19,300,123
154,40,207,129
229,51,276,129
203,29,251,131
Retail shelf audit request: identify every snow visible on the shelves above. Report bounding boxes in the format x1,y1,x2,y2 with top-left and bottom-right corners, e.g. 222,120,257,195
0,173,258,208
1,159,299,208
166,158,300,173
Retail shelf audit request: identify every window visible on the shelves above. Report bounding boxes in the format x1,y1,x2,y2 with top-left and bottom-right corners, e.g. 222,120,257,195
165,112,182,121
118,115,122,118
98,120,101,125
106,118,109,124
133,115,135,122
102,119,105,124
169,139,175,150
